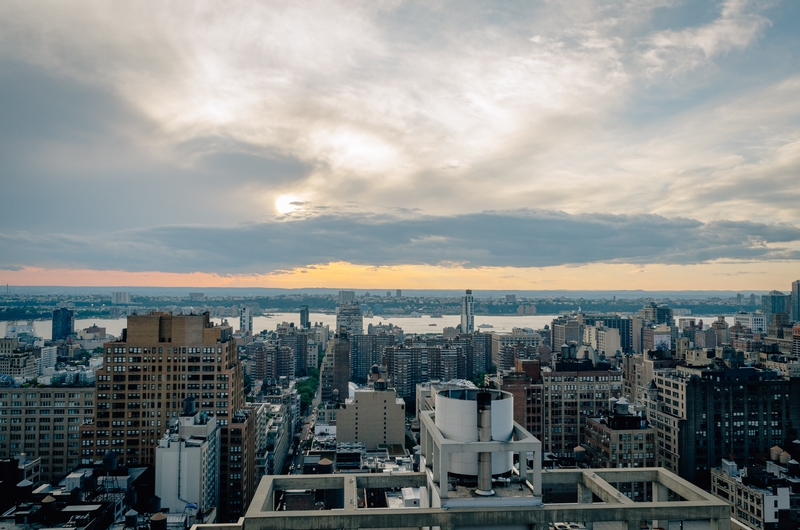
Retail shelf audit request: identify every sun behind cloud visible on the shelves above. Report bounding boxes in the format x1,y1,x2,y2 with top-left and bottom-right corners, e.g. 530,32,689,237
275,194,301,215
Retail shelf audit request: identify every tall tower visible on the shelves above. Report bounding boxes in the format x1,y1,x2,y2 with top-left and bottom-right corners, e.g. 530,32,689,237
762,290,790,326
336,303,363,336
52,307,75,341
239,307,253,334
461,289,474,334
792,280,800,324
321,331,350,402
299,305,310,329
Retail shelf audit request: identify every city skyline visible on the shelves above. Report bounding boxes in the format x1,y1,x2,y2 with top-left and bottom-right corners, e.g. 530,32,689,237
1,1,799,289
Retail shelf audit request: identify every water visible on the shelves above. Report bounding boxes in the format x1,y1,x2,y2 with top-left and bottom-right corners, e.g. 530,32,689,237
1,313,734,340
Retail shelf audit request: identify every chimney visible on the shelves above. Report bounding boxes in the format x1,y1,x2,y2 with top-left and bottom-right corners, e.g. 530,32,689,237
475,390,494,496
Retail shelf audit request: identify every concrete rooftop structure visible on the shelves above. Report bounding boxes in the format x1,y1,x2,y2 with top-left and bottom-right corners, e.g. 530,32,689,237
191,387,732,530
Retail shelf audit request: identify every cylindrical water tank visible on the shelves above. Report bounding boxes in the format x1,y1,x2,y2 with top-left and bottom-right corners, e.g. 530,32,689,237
434,388,513,476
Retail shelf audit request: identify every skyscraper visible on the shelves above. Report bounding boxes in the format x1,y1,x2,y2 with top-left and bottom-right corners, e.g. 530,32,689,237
791,280,800,324
762,290,790,326
336,303,363,336
239,306,253,334
461,289,474,334
299,305,310,329
644,363,800,490
338,290,356,304
51,307,75,341
112,291,131,304
321,332,350,402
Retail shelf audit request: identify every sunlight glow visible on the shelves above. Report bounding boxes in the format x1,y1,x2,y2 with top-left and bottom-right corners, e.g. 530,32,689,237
275,194,301,214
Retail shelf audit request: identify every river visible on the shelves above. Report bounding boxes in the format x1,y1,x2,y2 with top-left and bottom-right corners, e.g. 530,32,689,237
1,313,732,341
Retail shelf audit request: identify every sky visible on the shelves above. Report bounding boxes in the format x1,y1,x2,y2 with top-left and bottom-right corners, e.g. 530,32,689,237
1,0,799,290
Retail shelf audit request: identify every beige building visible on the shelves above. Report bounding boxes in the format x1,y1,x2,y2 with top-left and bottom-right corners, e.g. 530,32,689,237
81,312,243,467
583,324,621,356
583,402,656,500
0,338,19,355
0,351,38,379
0,386,95,481
711,460,790,530
337,383,406,449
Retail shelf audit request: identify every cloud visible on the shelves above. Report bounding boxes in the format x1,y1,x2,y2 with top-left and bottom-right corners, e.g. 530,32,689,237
0,0,798,278
2,210,798,274
639,0,770,77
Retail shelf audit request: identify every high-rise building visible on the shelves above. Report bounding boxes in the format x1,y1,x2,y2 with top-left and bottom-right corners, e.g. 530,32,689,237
219,407,258,522
461,289,474,334
493,360,623,459
762,290,791,327
643,363,800,490
112,291,131,305
249,341,294,382
711,460,790,530
155,402,220,514
299,305,310,329
337,384,406,449
0,386,95,481
638,302,674,327
335,303,362,336
239,307,253,334
581,314,634,352
321,332,350,402
383,345,431,400
52,308,75,341
349,333,395,383
791,280,800,324
338,290,356,304
395,289,402,298
550,315,581,351
85,313,242,467
39,345,58,374
0,351,37,378
734,311,767,333
280,331,307,377
582,402,655,499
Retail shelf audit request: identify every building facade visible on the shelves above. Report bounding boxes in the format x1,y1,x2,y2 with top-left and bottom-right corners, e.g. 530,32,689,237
0,385,95,481
643,362,800,490
321,332,350,402
337,384,406,449
155,406,220,514
83,313,242,467
461,289,474,334
582,404,656,500
336,303,363,336
762,291,791,328
52,308,75,341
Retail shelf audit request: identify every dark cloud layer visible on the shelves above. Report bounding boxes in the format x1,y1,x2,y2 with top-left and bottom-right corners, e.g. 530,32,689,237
2,210,798,274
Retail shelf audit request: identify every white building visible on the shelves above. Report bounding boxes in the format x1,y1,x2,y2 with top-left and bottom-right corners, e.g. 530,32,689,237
239,307,253,334
155,406,220,514
39,346,58,375
711,459,790,530
583,324,621,356
336,303,363,335
734,311,767,333
111,291,131,305
338,290,356,304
